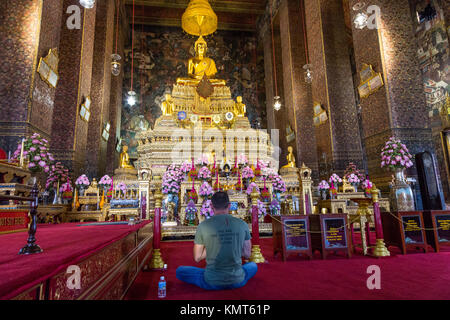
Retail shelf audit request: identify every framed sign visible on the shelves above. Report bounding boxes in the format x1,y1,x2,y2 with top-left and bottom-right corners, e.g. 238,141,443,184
80,97,91,122
272,215,312,260
357,64,384,99
401,215,424,244
322,217,348,249
435,215,450,242
313,102,328,126
308,214,351,259
37,48,59,88
284,219,309,250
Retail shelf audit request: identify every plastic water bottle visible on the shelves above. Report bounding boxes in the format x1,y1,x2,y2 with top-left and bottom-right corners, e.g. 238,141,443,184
158,276,166,298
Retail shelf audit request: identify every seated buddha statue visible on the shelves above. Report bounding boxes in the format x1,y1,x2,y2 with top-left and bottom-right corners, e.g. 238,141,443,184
282,146,296,169
176,36,226,86
161,93,174,116
234,96,246,117
119,145,134,169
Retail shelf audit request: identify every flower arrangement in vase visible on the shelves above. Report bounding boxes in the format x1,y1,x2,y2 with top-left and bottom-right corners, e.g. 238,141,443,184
188,158,198,180
361,178,373,197
261,177,271,202
198,166,212,181
200,199,214,219
271,174,287,194
344,162,365,183
162,165,183,194
241,166,255,182
45,162,70,190
346,173,361,191
116,182,127,197
269,199,281,215
12,133,54,173
381,137,415,211
99,175,113,190
185,200,197,225
75,174,90,195
329,173,342,186
199,181,213,198
318,180,330,200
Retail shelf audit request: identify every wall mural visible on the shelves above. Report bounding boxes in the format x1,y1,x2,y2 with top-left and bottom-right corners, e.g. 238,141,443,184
121,26,267,158
410,0,449,118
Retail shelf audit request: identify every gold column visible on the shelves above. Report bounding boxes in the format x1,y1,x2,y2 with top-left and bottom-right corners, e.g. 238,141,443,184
371,186,390,257
249,190,265,263
148,187,165,269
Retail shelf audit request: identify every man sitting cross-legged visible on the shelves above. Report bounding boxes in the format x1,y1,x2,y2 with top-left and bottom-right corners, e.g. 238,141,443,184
176,191,257,290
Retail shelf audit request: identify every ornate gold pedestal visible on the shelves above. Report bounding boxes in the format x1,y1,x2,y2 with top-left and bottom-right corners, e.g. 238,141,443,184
372,239,390,257
249,245,265,263
148,248,165,269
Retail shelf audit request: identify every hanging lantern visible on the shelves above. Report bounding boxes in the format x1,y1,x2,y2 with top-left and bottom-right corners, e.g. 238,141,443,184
354,12,368,29
273,96,281,111
111,54,121,76
303,64,313,84
79,0,95,9
127,91,137,106
181,0,218,36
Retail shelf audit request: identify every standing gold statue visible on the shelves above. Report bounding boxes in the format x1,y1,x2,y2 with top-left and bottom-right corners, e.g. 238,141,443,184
161,93,174,116
119,145,134,169
282,146,296,168
176,36,225,86
234,96,246,117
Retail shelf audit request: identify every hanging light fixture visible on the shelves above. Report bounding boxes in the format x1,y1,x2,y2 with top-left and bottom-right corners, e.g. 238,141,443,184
300,0,312,84
270,1,281,111
111,0,122,76
273,96,281,111
79,0,95,9
352,2,368,29
127,0,137,106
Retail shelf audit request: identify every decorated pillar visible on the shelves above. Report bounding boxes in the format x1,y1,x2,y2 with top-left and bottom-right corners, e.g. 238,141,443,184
50,0,97,176
86,0,116,177
148,187,165,269
249,189,265,263
278,0,319,176
349,0,437,192
305,0,364,177
0,0,63,153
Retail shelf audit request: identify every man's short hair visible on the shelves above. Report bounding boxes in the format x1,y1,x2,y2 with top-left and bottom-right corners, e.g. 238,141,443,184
211,191,229,210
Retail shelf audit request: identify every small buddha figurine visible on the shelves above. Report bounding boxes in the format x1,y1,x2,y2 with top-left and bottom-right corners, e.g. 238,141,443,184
282,146,296,168
160,93,174,116
234,96,246,117
176,36,226,86
119,145,134,169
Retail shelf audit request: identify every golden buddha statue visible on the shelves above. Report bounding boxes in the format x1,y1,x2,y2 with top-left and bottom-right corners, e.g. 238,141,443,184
161,93,174,116
234,96,246,117
176,36,226,86
281,146,296,169
119,145,134,169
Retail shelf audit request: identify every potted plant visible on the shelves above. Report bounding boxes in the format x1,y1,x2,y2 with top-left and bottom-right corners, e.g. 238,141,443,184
346,173,361,192
12,133,54,176
185,200,197,226
198,166,212,182
269,199,281,215
200,199,214,220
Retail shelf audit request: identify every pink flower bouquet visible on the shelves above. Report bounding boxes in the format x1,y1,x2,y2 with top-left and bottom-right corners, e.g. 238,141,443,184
318,180,330,191
75,174,90,188
246,182,260,195
381,137,413,170
271,175,286,193
198,166,212,180
329,173,342,185
12,133,54,173
201,199,214,218
99,175,113,189
347,173,360,184
199,182,214,197
237,153,248,166
241,166,255,179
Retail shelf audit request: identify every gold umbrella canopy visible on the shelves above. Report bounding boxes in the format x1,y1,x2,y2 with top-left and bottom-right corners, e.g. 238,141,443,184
182,0,218,36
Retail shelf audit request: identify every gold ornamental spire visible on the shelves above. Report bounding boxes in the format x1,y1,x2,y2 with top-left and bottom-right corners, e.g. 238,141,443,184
182,0,217,36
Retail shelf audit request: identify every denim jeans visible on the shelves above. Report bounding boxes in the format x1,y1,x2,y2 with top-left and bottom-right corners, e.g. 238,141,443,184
176,262,258,290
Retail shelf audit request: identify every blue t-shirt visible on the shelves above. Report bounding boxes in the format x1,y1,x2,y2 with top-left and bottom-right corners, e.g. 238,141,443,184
194,214,251,286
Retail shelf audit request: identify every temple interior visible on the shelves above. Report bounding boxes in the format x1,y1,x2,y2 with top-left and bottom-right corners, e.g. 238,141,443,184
0,0,449,303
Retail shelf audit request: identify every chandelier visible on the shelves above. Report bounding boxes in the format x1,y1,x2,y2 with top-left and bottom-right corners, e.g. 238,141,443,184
79,0,95,9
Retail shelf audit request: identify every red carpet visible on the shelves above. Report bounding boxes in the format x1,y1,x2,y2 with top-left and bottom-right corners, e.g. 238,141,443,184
125,235,450,300
0,222,150,299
